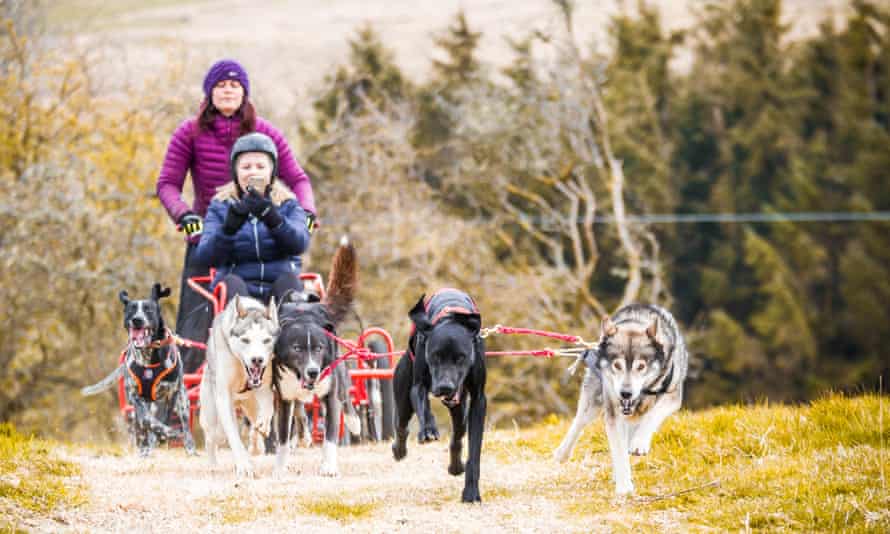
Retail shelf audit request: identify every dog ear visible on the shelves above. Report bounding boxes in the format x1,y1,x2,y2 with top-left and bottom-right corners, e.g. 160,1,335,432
601,315,617,337
408,294,433,334
235,295,247,318
646,317,658,340
453,312,481,335
119,291,130,305
267,296,279,331
150,283,171,301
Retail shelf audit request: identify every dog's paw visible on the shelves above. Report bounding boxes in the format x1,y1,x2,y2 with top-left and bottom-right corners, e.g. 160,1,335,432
344,412,361,436
138,447,151,458
234,461,254,479
553,445,571,463
319,442,339,477
272,466,288,480
392,440,407,461
628,437,651,456
614,481,635,496
448,461,465,476
461,485,482,503
418,426,439,443
319,462,339,477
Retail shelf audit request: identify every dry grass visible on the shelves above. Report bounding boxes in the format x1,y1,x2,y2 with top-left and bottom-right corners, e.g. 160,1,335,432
2,394,886,532
0,424,86,532
489,394,890,532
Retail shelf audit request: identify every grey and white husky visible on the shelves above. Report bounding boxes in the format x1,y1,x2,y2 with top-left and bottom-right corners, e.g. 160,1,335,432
553,304,688,495
200,295,279,477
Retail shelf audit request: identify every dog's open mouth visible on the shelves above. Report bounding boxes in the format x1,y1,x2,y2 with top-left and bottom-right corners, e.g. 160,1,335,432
620,399,635,415
438,385,462,408
301,376,317,391
129,327,152,349
245,363,265,389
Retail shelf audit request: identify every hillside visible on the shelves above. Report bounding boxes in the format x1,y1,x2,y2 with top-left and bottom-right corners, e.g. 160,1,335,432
47,0,851,111
2,395,887,532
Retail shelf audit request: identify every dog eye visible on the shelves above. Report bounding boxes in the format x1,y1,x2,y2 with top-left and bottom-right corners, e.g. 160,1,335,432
635,362,646,372
241,337,250,344
613,361,623,371
263,338,272,345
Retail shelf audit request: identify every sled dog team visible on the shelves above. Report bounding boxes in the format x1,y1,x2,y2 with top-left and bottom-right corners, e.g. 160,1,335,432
89,237,688,501
81,58,688,501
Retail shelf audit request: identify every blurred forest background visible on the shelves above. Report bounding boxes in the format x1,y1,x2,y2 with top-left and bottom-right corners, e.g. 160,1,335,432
1,0,888,440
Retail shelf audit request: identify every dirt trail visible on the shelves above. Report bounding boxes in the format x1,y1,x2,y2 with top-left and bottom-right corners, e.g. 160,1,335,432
42,435,629,533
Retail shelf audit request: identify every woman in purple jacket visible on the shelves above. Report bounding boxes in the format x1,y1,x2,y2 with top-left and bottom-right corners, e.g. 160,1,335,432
157,59,317,372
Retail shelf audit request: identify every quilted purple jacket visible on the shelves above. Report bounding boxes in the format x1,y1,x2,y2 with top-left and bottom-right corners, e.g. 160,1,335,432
156,115,316,223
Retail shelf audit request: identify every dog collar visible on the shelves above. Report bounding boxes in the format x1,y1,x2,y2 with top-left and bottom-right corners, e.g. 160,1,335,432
146,329,177,349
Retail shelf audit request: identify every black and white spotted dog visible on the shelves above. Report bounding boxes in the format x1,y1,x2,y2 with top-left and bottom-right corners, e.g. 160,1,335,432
82,283,197,456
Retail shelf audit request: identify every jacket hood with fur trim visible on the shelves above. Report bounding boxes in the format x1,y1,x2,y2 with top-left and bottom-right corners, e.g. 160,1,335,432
213,180,296,206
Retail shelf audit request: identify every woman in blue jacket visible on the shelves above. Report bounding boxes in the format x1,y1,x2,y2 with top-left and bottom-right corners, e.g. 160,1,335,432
194,132,312,303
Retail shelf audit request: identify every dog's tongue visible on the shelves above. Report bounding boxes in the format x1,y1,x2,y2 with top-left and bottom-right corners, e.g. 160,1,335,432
621,399,633,414
442,386,461,407
130,327,149,348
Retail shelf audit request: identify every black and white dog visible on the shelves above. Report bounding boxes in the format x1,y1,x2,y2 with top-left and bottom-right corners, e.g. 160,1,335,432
82,283,197,456
392,289,487,503
272,237,360,476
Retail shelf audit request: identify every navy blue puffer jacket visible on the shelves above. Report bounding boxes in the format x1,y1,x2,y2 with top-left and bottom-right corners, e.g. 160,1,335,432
194,181,311,301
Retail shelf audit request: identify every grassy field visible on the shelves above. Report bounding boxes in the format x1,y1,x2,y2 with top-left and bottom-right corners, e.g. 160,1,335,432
0,424,86,532
489,394,890,532
1,394,887,532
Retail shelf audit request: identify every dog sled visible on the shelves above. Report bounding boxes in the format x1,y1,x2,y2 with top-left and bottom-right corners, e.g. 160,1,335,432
116,269,397,446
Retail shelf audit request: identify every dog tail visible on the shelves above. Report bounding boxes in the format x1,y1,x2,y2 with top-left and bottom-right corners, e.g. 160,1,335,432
80,364,124,396
324,235,357,325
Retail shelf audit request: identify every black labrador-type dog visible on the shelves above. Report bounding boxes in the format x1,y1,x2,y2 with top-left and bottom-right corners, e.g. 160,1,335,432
392,289,487,502
118,283,197,456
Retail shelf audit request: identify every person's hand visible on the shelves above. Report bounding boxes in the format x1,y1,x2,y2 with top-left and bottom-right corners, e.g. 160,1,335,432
306,212,318,234
242,186,272,216
244,186,283,228
177,212,203,237
222,200,250,235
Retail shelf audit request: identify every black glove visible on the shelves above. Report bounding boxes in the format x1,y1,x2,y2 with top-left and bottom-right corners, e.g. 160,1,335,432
222,200,250,235
177,212,203,237
243,187,282,228
305,212,318,234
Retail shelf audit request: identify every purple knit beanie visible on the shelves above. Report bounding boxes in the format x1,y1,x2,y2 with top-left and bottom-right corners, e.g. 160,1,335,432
202,59,250,98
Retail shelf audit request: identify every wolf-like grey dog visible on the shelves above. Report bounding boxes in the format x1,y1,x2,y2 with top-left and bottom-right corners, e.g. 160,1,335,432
553,303,688,495
200,295,278,477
